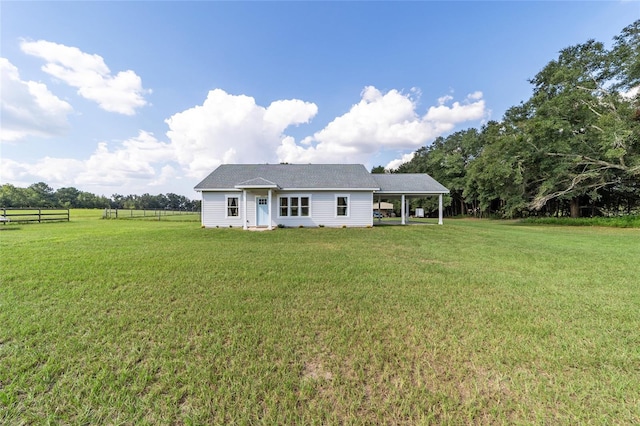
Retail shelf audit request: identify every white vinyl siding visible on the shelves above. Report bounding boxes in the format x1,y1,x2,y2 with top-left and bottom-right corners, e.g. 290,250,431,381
275,191,372,227
201,191,243,228
202,190,373,229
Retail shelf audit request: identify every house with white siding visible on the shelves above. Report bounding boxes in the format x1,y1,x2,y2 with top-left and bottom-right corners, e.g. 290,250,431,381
194,164,448,229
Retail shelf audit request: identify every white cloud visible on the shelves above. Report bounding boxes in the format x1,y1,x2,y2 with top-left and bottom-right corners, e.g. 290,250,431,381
165,89,318,178
0,131,174,193
1,85,486,196
20,40,149,115
385,152,416,171
438,94,453,105
75,131,174,185
277,86,486,165
0,57,73,142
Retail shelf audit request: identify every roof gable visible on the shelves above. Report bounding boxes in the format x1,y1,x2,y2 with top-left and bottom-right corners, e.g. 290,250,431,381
235,177,279,189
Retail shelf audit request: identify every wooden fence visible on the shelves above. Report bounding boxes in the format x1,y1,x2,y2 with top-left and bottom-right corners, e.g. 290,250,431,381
0,208,70,224
103,208,199,220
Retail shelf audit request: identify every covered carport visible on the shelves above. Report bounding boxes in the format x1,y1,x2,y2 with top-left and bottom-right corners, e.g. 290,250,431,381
371,174,449,225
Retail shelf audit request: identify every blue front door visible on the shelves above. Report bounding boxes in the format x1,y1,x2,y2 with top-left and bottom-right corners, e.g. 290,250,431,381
256,197,268,226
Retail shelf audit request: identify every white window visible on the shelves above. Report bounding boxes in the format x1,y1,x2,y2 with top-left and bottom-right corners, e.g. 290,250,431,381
300,197,309,217
226,196,239,217
278,196,311,217
336,195,349,217
279,197,288,216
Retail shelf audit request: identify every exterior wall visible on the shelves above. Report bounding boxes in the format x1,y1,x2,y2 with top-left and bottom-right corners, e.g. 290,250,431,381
274,191,373,228
201,190,375,228
201,191,244,228
246,191,264,228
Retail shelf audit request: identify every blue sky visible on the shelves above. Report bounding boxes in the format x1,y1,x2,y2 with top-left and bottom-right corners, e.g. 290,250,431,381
1,1,638,198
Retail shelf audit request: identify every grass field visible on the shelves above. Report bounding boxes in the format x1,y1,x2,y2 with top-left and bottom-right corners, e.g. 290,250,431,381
1,211,639,424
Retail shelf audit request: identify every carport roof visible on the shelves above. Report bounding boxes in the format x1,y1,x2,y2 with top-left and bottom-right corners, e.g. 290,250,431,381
372,174,449,194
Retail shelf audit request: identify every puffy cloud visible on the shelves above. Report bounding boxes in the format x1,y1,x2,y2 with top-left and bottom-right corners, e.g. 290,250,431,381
75,131,174,185
1,85,486,196
277,86,486,165
165,89,318,178
385,152,416,171
20,40,149,115
0,58,73,142
0,131,175,192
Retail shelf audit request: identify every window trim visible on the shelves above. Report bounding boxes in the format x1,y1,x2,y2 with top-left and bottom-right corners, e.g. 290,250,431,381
225,195,240,218
278,195,312,218
336,194,349,218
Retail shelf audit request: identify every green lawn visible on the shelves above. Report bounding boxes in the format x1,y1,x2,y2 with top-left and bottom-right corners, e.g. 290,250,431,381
1,213,639,424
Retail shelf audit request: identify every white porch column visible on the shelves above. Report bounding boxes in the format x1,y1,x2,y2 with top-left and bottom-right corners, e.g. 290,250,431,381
242,190,247,230
401,194,406,225
267,189,273,230
438,194,443,225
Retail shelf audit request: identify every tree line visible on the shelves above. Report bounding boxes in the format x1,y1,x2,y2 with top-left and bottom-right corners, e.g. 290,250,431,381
0,182,200,211
385,20,640,218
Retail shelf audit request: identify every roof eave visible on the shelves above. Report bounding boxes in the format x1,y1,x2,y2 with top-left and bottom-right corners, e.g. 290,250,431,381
374,190,450,195
195,188,242,192
283,187,380,191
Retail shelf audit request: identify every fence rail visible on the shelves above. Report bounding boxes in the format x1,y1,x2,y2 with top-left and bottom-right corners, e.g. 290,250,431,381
103,208,199,220
0,208,70,223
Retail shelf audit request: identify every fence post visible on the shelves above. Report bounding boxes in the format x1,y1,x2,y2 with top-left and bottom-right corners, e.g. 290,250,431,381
38,209,42,223
66,209,70,222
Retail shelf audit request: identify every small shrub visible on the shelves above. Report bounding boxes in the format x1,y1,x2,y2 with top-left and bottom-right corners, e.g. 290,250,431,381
319,224,325,228
298,225,304,228
277,224,285,228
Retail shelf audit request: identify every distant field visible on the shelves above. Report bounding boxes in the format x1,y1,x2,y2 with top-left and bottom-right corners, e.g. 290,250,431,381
1,214,639,424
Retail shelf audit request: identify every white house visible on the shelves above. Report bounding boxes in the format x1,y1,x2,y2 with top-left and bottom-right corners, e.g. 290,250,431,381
194,164,449,229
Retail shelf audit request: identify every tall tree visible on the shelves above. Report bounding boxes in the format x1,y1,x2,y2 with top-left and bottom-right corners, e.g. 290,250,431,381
527,36,640,216
27,182,56,207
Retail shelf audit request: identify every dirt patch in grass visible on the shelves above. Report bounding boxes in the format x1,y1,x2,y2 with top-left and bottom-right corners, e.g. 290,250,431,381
302,360,333,381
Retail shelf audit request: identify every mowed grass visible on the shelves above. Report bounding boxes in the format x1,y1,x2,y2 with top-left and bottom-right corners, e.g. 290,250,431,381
1,212,639,424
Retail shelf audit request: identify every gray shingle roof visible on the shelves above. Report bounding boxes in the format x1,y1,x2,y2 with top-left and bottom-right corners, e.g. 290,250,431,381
372,174,449,194
194,164,449,194
194,164,380,190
